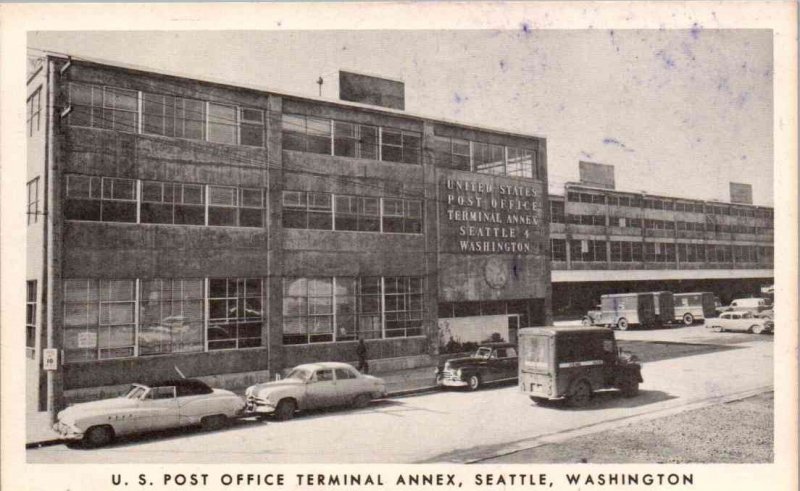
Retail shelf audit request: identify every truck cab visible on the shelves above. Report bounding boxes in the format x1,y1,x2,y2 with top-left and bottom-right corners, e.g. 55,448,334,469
518,326,643,407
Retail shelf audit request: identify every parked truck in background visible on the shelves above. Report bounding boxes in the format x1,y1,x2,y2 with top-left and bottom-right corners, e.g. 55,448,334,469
674,292,717,325
596,293,657,330
648,291,675,327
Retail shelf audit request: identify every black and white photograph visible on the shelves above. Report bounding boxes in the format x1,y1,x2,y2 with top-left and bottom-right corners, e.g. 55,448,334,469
1,2,797,490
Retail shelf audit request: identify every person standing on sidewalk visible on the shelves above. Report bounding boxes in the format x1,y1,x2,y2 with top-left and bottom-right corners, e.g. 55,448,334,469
357,338,369,374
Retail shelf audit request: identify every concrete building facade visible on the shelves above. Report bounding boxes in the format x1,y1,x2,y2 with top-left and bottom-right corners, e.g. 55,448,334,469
548,183,774,317
26,55,551,413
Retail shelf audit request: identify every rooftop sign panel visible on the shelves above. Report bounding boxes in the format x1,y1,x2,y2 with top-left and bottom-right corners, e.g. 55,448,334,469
339,70,405,110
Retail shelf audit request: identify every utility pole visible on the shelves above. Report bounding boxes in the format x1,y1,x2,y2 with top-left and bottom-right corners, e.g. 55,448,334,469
316,76,324,97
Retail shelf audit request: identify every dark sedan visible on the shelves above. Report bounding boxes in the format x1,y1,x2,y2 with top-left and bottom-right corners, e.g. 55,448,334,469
435,343,518,391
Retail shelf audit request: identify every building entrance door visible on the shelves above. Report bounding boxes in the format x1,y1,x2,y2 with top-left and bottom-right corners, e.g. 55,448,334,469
508,315,520,345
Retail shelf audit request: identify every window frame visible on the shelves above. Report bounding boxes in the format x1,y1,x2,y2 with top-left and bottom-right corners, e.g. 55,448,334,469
27,177,40,225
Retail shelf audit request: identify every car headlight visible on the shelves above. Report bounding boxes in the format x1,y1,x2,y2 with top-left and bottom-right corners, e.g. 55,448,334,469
456,368,462,377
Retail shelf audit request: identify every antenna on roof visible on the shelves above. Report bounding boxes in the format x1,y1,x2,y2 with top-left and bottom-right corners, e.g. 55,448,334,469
174,365,186,379
316,76,324,97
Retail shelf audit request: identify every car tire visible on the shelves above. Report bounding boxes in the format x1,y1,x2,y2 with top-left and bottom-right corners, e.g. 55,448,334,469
617,318,629,331
581,317,592,326
201,414,229,431
682,313,694,326
566,380,592,408
711,325,723,332
352,394,372,409
751,324,764,334
274,399,296,421
466,374,481,391
618,377,640,398
83,425,114,448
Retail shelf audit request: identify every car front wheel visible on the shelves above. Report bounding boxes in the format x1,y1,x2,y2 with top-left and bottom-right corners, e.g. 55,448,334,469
581,317,592,326
711,325,723,332
352,394,372,409
682,313,694,325
274,399,296,421
466,374,481,391
83,425,114,448
750,324,764,334
617,318,629,331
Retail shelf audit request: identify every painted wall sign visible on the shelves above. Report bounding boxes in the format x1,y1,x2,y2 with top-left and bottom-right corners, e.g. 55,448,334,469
441,177,544,254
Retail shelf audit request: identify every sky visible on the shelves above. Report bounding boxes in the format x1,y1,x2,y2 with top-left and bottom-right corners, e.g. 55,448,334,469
28,29,774,205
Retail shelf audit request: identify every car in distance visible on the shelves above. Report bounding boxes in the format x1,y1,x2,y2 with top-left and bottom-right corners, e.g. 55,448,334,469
53,379,245,447
720,297,773,317
435,343,518,391
244,362,386,421
518,326,643,407
705,311,774,334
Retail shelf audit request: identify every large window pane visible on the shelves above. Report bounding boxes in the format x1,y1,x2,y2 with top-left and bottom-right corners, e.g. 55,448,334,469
208,103,237,144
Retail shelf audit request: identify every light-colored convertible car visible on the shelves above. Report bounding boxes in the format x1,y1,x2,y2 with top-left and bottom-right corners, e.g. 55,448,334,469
54,379,245,447
705,311,774,334
245,362,386,420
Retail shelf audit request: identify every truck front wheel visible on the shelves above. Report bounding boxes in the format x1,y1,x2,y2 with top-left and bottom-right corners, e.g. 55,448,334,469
617,318,629,331
618,377,640,398
566,380,592,408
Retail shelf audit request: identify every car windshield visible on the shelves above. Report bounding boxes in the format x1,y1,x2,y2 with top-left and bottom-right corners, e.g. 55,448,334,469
124,385,147,399
473,347,492,359
285,368,311,381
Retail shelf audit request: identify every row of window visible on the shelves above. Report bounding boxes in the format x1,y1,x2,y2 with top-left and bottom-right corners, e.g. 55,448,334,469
282,114,421,164
65,175,265,227
67,83,266,147
283,276,424,345
282,191,423,234
63,278,263,363
432,135,539,179
550,239,774,264
567,191,774,218
551,208,774,233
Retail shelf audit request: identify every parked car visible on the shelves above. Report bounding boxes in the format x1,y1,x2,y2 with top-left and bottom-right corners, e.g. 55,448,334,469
581,306,602,326
245,362,386,421
435,343,518,391
705,311,774,334
721,297,773,316
518,326,643,407
53,379,245,447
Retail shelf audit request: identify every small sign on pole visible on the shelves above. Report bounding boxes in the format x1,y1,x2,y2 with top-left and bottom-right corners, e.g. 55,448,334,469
43,349,58,371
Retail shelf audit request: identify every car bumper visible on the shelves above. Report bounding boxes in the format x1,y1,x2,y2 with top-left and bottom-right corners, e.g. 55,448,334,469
245,400,276,414
435,374,468,387
53,422,84,441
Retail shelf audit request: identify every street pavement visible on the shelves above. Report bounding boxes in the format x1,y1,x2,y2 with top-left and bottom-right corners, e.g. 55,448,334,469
27,325,773,464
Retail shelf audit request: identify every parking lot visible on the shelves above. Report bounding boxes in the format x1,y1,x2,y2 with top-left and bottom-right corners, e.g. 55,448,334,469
27,322,773,464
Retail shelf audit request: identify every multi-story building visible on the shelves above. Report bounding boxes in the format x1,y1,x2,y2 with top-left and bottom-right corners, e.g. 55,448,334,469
548,183,774,317
26,55,551,413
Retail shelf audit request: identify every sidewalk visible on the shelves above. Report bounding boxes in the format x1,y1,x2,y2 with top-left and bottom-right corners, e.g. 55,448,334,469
26,364,440,447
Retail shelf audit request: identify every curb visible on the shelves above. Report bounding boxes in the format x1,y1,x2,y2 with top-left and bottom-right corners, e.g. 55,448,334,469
26,438,64,449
